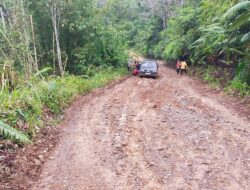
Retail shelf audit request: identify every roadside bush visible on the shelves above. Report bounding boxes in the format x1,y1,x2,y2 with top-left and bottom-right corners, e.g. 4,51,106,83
0,67,126,143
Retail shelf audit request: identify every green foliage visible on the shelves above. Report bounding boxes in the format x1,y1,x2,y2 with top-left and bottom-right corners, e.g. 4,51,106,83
33,67,53,79
235,60,250,84
223,1,250,22
227,11,250,31
71,26,127,74
0,120,31,144
99,0,250,95
0,0,128,77
0,67,126,143
0,0,129,144
191,23,227,63
225,79,250,96
128,0,249,95
190,65,250,96
160,6,198,61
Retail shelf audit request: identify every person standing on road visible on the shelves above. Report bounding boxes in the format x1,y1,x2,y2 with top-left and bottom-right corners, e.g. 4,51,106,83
180,60,188,75
176,60,181,75
136,61,141,71
127,59,132,72
133,61,140,76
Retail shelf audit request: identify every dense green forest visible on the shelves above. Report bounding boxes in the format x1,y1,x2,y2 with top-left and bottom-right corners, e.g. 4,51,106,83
0,0,129,143
0,0,249,143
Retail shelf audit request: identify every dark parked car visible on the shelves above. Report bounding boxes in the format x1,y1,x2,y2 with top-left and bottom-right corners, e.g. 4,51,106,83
139,60,159,79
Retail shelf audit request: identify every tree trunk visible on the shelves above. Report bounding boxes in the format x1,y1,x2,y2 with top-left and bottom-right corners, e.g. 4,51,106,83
1,62,6,93
30,15,38,72
180,0,184,6
162,18,166,29
0,6,6,32
20,0,33,78
52,6,64,77
53,32,56,75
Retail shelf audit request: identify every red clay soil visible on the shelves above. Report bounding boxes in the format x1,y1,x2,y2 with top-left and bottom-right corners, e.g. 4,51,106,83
1,63,249,190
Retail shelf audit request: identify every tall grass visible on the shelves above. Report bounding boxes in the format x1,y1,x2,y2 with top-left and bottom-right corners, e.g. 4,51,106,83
0,67,127,143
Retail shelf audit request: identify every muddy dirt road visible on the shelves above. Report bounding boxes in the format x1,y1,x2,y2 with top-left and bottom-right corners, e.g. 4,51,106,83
32,63,250,190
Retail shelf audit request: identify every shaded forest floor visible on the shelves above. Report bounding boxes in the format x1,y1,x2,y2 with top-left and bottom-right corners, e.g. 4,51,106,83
1,62,250,189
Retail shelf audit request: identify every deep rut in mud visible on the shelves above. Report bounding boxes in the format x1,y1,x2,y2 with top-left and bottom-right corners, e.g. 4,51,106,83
32,63,250,190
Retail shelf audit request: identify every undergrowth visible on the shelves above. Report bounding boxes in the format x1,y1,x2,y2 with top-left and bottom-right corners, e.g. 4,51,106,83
189,65,250,96
0,67,127,144
224,79,249,97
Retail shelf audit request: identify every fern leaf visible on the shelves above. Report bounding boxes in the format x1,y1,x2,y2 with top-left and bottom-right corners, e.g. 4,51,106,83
223,1,250,21
241,32,250,43
228,11,250,31
0,120,31,144
16,108,28,121
228,48,245,56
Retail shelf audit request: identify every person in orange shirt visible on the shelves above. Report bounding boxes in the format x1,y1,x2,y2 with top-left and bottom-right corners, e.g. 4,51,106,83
180,60,188,75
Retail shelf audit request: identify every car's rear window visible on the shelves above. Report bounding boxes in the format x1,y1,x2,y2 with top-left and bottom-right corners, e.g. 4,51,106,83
140,62,157,70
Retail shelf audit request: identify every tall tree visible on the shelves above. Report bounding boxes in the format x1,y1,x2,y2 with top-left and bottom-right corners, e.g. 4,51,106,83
139,0,185,29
